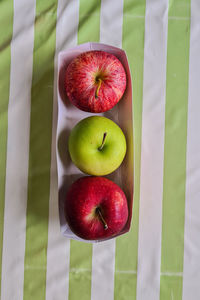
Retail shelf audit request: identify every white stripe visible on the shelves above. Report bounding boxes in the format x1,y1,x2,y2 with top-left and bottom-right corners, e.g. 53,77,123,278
45,1,79,300
100,0,124,48
182,1,200,299
0,1,36,299
136,0,168,299
91,240,116,300
91,2,124,300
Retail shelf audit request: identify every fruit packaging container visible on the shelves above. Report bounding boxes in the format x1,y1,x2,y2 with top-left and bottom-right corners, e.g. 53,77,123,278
57,42,133,243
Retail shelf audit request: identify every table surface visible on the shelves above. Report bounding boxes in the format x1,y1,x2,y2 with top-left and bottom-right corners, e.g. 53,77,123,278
0,0,200,300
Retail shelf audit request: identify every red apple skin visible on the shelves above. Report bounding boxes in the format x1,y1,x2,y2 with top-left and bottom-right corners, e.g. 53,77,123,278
65,51,126,113
64,176,128,240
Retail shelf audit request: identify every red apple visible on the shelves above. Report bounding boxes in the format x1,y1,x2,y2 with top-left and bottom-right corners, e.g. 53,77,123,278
65,50,126,113
64,176,128,240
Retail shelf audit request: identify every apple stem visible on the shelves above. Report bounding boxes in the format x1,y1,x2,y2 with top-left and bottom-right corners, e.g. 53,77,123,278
98,132,107,151
96,207,108,230
95,78,102,98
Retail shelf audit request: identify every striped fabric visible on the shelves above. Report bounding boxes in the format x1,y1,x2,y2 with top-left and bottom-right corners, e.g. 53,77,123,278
0,0,200,299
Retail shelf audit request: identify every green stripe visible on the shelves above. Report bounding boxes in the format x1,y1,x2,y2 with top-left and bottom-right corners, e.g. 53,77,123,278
68,1,101,300
0,0,13,296
23,1,58,299
78,0,101,44
114,1,146,300
160,1,191,299
160,276,183,300
68,240,93,300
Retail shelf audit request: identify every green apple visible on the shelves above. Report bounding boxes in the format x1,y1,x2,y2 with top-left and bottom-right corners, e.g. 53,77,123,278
68,116,127,176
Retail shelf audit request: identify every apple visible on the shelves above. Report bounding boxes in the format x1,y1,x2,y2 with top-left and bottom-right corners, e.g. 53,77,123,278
65,50,126,113
68,116,127,176
64,176,128,240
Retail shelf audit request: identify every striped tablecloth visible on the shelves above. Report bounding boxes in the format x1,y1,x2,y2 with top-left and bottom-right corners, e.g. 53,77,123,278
0,0,199,299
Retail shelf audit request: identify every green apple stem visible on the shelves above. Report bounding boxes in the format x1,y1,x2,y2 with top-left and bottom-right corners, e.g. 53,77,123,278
95,78,102,98
96,207,108,230
98,132,107,151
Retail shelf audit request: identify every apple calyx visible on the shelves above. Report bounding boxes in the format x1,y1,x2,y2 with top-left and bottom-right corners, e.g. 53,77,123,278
95,207,108,230
95,77,102,98
98,132,107,151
